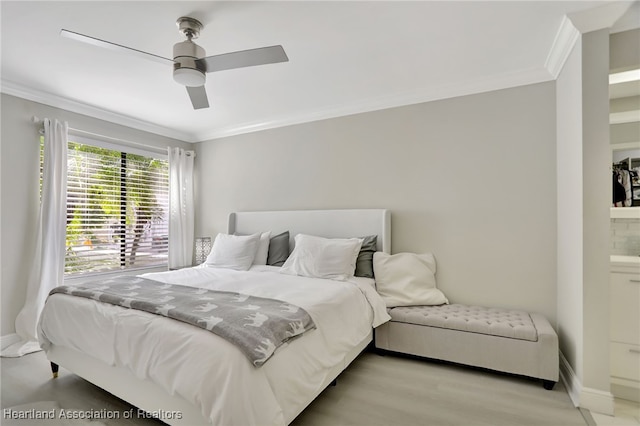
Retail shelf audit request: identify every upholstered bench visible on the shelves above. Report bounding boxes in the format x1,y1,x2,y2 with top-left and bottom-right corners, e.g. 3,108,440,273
374,304,559,389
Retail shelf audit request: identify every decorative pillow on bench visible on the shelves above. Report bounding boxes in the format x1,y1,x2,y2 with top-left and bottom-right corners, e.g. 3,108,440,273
373,252,448,307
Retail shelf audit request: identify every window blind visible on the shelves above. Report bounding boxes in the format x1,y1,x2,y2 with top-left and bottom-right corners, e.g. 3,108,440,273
42,139,169,276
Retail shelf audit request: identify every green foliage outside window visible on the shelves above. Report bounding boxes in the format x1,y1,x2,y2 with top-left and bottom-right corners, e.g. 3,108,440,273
40,138,169,275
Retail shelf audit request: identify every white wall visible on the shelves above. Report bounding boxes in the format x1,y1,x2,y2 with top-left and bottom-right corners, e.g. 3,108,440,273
555,28,614,414
556,36,584,389
195,82,558,323
581,28,612,398
0,94,190,336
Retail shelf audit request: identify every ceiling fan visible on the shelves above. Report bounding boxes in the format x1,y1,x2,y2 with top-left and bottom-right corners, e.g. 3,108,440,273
60,17,288,110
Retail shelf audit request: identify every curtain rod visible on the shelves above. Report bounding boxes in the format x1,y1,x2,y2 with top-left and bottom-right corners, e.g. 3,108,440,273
32,116,191,156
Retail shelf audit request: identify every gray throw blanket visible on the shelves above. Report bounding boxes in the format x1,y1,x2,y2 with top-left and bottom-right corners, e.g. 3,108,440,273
49,275,316,366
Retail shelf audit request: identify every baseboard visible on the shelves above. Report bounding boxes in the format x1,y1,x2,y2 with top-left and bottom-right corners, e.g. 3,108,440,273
1,333,20,350
560,351,581,407
580,387,615,416
611,379,640,403
559,351,615,416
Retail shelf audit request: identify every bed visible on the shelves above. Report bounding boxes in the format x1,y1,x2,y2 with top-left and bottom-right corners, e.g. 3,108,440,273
37,209,391,425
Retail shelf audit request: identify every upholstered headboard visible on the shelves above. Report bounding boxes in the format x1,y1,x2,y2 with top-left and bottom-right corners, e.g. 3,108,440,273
228,209,391,254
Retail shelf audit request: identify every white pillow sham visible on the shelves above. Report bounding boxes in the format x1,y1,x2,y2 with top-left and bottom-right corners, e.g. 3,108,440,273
280,234,363,281
233,231,272,265
373,252,448,307
253,231,272,265
205,233,261,271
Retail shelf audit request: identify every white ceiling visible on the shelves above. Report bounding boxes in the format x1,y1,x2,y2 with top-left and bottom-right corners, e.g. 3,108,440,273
1,1,637,143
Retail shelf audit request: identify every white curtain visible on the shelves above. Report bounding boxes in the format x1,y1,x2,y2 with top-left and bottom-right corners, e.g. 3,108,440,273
168,147,195,269
2,119,68,357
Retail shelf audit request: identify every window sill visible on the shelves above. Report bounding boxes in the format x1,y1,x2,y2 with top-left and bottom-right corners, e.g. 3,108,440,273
63,265,168,285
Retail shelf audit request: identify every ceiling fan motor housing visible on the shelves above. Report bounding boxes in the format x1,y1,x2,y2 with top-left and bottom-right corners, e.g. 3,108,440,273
173,40,206,87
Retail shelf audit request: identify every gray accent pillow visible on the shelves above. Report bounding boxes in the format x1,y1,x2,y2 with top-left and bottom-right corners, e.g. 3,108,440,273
355,235,377,278
267,231,290,267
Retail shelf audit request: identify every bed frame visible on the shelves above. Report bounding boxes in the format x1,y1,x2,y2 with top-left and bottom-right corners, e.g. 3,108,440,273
46,209,390,425
229,209,390,253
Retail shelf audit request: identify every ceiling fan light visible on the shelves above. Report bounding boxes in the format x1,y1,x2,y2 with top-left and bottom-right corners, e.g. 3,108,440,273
173,68,206,87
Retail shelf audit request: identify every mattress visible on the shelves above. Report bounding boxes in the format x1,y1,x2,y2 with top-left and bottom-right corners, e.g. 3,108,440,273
38,265,390,425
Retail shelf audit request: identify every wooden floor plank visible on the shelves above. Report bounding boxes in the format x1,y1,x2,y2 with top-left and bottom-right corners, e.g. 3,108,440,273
2,349,588,425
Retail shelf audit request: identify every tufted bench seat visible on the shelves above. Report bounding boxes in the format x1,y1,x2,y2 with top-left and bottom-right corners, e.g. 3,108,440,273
375,304,559,389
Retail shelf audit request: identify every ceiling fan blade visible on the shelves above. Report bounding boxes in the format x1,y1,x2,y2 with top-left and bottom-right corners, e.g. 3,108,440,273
60,29,174,65
186,86,209,109
198,45,288,73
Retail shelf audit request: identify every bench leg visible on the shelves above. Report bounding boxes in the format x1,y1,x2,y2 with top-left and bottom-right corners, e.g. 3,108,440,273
543,380,556,390
50,362,59,379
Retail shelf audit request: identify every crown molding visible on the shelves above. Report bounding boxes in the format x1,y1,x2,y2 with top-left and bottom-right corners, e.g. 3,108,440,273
545,2,636,80
545,16,580,79
195,67,554,141
4,66,554,144
0,79,196,142
568,1,634,35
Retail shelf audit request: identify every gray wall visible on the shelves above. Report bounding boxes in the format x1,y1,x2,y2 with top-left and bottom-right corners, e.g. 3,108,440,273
195,82,559,324
611,121,640,145
610,28,640,73
0,94,190,336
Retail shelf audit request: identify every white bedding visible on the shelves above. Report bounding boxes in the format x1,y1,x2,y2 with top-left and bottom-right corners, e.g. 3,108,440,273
38,265,390,425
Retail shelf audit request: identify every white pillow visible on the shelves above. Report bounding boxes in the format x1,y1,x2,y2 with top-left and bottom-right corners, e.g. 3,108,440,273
373,252,448,307
205,233,261,271
252,231,272,266
280,234,363,281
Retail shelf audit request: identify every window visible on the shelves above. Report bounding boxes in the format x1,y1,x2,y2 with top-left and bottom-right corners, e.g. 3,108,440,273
41,137,169,276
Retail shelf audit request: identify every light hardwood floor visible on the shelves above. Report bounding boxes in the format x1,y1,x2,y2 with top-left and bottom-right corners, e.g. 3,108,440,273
592,399,640,426
2,349,589,426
